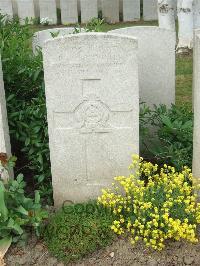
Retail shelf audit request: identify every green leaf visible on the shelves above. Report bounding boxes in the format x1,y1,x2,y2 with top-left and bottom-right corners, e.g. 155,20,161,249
0,236,12,258
0,182,8,221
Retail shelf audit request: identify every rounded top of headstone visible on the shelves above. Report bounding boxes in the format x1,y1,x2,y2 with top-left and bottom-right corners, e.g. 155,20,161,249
109,26,176,35
43,32,138,51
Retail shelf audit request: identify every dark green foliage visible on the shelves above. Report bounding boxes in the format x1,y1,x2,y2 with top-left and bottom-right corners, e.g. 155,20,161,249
0,14,51,197
44,202,115,263
0,172,47,245
140,104,193,170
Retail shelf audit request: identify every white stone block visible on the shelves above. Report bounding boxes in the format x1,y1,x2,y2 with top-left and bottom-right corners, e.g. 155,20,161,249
60,0,78,24
102,0,119,23
39,0,57,25
17,0,35,24
0,0,13,17
143,0,158,21
193,33,200,178
0,56,12,158
32,27,77,54
123,0,140,22
33,0,39,18
109,26,175,107
80,0,98,23
43,33,139,206
11,0,17,14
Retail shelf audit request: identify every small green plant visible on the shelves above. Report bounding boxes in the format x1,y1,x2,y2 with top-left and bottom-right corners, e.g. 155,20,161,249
44,202,115,263
140,104,193,170
73,17,105,33
0,159,47,252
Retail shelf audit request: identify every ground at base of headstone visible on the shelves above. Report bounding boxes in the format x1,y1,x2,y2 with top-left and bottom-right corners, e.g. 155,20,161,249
5,230,200,266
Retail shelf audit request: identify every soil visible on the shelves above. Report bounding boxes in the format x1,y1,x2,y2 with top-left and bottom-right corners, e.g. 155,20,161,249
4,233,200,266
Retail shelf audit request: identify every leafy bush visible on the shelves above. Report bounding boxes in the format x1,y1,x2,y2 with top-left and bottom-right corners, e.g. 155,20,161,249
98,155,200,250
0,159,47,248
0,14,51,196
140,104,193,170
44,202,115,263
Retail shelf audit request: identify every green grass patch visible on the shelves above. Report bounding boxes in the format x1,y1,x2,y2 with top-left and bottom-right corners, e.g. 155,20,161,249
43,202,115,264
176,54,193,108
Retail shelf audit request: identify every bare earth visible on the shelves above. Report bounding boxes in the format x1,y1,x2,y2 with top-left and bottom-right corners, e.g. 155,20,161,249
5,233,200,266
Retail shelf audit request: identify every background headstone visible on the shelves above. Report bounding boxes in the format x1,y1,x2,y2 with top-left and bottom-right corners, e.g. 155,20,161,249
60,0,78,24
11,0,18,15
17,0,35,24
39,0,57,25
0,0,13,18
143,0,158,21
80,0,98,23
109,26,176,107
123,0,140,22
102,0,119,23
0,56,12,158
43,33,139,206
32,27,78,54
193,33,200,178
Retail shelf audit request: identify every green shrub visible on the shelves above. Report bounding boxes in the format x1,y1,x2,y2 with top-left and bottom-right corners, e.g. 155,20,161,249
0,159,47,248
140,104,193,170
44,202,115,263
0,14,51,197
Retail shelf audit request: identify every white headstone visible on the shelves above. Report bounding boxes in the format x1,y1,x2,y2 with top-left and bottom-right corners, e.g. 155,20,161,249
43,33,139,206
123,0,140,22
102,0,119,23
0,56,11,157
32,27,77,54
143,0,158,21
17,0,35,24
34,0,39,18
60,0,78,25
39,0,57,25
0,0,13,17
80,0,98,23
109,26,176,107
11,0,18,15
193,33,200,178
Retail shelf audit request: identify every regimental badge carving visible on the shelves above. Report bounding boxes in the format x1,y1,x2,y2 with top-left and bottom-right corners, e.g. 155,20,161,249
75,94,111,133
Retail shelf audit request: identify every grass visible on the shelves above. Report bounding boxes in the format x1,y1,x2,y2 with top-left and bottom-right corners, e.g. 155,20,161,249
31,21,193,109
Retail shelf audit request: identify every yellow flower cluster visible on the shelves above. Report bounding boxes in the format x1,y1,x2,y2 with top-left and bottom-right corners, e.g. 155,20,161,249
98,155,200,250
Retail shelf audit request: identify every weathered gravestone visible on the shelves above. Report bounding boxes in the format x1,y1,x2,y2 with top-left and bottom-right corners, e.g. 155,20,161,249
109,26,175,107
80,0,98,23
32,27,78,54
17,0,35,24
39,0,57,25
193,33,200,178
0,56,12,158
102,0,119,23
60,0,78,24
0,0,13,18
43,33,139,206
143,0,158,21
123,0,140,22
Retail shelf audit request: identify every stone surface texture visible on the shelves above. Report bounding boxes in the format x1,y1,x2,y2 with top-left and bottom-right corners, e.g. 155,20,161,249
39,0,57,24
143,0,158,21
43,33,139,206
123,0,140,22
193,33,200,178
0,0,13,17
17,0,35,24
0,56,11,157
102,0,119,23
80,0,98,23
60,0,78,24
109,26,175,107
